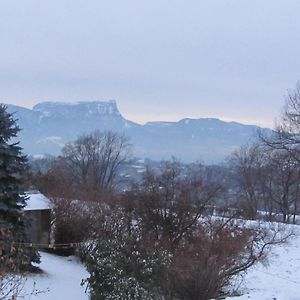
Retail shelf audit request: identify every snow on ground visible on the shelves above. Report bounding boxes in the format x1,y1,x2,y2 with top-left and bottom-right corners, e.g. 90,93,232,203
227,225,300,300
15,224,300,299
22,251,89,299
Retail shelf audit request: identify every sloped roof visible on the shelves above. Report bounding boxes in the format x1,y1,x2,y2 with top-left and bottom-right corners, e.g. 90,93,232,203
24,191,53,211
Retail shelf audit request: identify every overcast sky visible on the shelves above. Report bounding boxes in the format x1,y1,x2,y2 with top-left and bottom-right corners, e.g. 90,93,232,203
1,0,300,127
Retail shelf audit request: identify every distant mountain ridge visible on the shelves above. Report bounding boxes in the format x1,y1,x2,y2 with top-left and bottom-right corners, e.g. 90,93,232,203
5,101,270,163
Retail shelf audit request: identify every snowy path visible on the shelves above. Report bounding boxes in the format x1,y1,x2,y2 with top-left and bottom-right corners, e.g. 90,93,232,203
22,251,89,299
227,227,300,300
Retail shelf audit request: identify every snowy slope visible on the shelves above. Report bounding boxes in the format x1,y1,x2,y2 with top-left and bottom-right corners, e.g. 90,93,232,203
22,252,89,299
227,226,300,300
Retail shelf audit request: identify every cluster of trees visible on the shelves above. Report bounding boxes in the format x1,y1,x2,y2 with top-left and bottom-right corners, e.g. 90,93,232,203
30,132,293,298
230,144,300,223
32,146,289,299
229,83,300,223
81,203,286,300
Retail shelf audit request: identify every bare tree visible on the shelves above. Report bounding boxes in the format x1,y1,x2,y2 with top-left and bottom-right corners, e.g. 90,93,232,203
33,158,75,198
229,145,267,219
60,130,131,200
129,160,223,248
260,82,300,163
255,82,300,223
167,217,293,300
263,150,300,223
229,142,300,223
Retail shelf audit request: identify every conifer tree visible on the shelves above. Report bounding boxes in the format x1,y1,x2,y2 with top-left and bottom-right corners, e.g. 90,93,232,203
0,104,39,270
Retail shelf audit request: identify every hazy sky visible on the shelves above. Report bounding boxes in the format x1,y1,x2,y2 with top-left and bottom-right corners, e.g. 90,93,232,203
1,0,300,127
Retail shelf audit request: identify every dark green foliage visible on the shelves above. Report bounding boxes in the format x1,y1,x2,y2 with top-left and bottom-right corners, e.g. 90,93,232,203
83,212,171,300
0,104,39,269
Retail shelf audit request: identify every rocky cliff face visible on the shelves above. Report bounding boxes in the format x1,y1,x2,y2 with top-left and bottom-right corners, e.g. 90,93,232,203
6,101,269,162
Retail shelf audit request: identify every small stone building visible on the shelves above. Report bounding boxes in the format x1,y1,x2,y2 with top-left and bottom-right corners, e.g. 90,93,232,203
24,191,52,245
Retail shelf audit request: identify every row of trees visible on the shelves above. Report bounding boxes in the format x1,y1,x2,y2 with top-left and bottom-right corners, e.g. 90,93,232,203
230,83,300,223
33,131,300,228
230,144,300,223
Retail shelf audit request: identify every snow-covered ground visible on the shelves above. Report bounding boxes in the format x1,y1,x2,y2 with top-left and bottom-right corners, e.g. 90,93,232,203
21,252,89,299
12,225,300,300
227,225,300,300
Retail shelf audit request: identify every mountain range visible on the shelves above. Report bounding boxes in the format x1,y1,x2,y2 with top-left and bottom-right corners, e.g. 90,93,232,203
5,101,269,163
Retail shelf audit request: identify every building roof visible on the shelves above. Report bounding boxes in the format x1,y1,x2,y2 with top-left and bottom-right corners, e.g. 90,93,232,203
24,191,53,211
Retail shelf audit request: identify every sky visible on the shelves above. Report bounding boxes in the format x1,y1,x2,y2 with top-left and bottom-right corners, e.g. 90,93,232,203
1,0,300,127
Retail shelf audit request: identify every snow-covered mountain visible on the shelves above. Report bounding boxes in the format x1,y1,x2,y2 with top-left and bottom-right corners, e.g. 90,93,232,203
6,101,269,162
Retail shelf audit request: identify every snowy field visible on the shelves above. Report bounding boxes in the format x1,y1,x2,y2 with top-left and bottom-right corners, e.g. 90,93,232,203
21,252,89,299
14,225,300,299
227,225,300,300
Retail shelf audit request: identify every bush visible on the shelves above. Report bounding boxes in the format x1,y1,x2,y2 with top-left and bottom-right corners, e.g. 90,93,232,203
51,198,92,255
83,227,171,300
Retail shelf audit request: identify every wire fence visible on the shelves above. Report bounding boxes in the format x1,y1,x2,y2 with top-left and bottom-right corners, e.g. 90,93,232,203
0,240,85,250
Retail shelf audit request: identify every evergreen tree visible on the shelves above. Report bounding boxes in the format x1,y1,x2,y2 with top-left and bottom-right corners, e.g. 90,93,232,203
0,104,39,270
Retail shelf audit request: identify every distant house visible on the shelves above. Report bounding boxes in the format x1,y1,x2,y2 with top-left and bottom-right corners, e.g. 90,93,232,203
24,191,53,246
